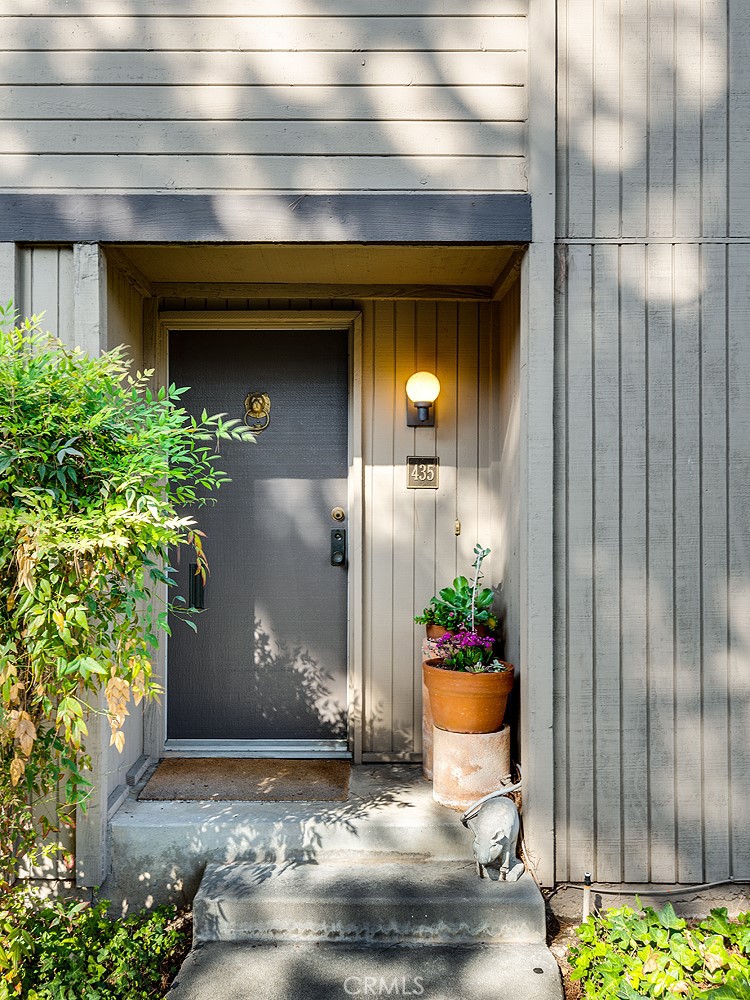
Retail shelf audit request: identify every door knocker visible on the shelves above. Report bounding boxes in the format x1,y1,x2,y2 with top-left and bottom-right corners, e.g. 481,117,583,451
244,392,271,434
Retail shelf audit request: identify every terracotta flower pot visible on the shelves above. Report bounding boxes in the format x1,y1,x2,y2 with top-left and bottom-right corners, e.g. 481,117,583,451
425,624,449,640
422,657,514,735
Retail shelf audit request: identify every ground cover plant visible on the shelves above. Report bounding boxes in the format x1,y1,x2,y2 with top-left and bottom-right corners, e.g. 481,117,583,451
0,306,252,886
569,902,750,998
0,890,190,999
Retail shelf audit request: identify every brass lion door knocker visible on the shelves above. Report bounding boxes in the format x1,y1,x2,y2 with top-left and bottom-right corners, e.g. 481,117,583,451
244,391,271,434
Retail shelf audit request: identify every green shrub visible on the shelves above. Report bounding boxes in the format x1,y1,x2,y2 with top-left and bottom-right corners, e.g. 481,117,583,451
569,902,750,999
0,890,190,999
0,308,252,886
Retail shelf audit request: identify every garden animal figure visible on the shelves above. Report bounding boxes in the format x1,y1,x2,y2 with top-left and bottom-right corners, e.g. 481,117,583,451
461,776,525,882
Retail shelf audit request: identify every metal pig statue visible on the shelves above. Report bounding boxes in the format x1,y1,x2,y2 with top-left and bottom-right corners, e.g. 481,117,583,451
461,779,525,882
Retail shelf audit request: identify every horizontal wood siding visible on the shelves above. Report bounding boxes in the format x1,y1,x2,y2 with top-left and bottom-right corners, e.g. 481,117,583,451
0,5,527,196
555,0,750,883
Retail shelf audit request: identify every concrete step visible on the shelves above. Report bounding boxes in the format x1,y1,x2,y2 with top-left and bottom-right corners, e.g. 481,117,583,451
193,860,546,945
167,941,563,1000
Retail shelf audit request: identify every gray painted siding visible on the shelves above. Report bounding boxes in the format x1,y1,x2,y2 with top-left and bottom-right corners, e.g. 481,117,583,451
554,0,750,883
17,246,74,345
362,299,518,757
492,281,521,677
0,3,527,196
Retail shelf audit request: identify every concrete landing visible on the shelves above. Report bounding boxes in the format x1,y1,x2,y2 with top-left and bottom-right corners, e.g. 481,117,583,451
106,765,470,911
193,861,546,945
167,942,563,1000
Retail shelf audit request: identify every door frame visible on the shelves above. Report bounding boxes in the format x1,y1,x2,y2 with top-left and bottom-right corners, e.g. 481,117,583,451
143,310,364,762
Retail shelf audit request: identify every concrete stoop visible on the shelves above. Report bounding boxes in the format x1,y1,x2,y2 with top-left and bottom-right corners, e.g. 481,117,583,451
107,767,562,998
167,860,563,998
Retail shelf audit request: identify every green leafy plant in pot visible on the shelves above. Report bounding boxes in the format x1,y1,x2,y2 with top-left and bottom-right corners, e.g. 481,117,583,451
414,544,498,639
420,545,513,734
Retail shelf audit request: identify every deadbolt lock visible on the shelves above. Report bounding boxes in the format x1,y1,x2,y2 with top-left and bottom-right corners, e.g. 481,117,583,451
331,506,346,522
331,528,347,567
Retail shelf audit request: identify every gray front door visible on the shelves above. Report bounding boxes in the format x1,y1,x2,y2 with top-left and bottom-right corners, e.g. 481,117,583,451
166,328,349,751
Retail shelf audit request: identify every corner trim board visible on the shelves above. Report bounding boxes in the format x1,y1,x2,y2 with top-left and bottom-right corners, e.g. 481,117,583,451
0,194,532,244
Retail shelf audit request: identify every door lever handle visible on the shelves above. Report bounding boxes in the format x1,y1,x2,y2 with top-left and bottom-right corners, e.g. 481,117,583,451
331,528,347,567
188,564,205,609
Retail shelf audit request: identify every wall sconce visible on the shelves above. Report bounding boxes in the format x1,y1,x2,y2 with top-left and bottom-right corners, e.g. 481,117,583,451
405,371,441,427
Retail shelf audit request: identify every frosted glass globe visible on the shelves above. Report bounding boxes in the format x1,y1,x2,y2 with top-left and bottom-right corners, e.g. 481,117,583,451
405,371,441,404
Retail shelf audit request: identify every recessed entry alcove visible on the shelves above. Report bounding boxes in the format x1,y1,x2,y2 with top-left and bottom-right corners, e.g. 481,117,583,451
92,241,525,766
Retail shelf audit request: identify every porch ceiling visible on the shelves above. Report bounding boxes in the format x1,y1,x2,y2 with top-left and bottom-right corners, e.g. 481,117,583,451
112,243,523,300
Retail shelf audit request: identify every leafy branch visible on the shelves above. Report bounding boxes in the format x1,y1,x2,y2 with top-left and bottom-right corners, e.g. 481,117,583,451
0,306,253,886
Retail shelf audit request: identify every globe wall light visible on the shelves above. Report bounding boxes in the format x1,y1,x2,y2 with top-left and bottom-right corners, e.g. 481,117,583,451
405,371,441,427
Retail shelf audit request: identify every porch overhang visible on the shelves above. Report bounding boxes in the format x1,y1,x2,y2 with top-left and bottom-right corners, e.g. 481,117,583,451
110,240,525,303
0,193,531,245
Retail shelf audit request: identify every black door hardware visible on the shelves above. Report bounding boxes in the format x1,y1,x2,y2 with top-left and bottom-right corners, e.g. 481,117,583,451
331,528,347,567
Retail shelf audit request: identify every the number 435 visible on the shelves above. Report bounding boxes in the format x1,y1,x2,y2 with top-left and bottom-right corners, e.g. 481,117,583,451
407,457,439,488
411,463,435,482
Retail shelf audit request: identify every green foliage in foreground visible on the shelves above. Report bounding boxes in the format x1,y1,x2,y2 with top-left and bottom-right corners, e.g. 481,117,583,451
0,307,253,886
0,891,190,999
570,902,750,999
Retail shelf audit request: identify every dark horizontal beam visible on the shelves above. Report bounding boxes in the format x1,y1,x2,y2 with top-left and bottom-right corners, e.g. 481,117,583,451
491,248,525,300
1,193,531,244
151,281,493,301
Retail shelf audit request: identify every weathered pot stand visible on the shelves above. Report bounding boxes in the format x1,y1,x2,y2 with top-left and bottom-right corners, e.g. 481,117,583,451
423,658,516,812
432,725,512,810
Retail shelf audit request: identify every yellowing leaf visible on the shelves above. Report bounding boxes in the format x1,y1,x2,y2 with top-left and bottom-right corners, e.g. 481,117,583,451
643,952,659,974
52,610,65,629
9,758,24,786
110,729,126,753
16,715,37,757
704,950,727,973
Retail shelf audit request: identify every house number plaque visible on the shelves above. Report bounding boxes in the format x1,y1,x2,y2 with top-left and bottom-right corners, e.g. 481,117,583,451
407,456,439,489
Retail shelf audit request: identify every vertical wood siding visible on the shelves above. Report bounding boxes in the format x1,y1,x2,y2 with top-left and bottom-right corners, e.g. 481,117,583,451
14,246,75,878
554,0,750,887
0,2,527,195
155,294,521,759
362,298,518,757
107,263,145,370
17,246,74,344
555,0,750,883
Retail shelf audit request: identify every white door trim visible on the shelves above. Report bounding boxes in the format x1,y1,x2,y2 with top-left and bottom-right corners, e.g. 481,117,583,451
143,309,364,763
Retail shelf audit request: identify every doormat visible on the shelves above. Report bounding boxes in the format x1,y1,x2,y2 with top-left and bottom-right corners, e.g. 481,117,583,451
138,758,351,802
